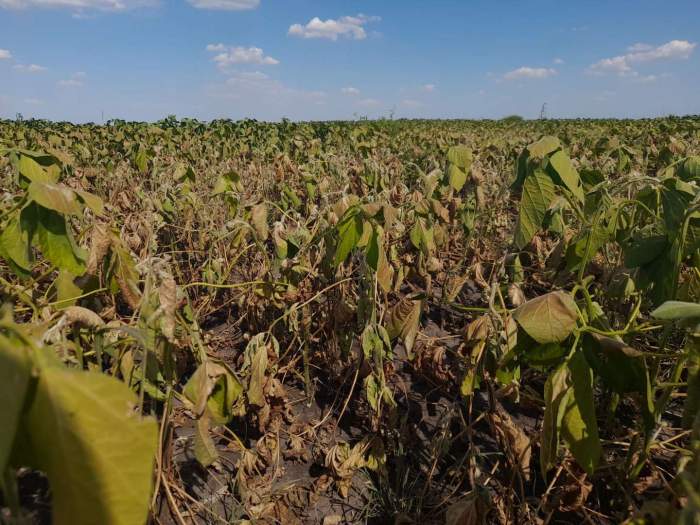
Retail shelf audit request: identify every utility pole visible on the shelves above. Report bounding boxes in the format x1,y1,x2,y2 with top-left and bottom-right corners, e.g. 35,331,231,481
539,103,548,120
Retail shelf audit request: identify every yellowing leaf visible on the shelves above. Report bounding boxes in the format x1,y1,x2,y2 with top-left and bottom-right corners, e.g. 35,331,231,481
28,181,82,216
251,203,269,241
513,291,578,344
23,366,157,525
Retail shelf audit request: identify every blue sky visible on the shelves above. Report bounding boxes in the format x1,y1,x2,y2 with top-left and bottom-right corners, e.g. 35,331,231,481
0,0,698,122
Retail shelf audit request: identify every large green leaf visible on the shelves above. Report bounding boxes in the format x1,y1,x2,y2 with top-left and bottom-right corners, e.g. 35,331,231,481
548,150,585,203
528,136,561,158
34,205,86,275
561,351,601,475
21,365,157,525
18,154,56,183
513,291,578,344
661,179,694,234
514,169,555,249
334,209,363,266
0,335,31,472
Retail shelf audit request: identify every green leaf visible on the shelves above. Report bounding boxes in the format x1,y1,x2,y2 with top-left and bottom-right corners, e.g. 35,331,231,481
18,154,56,183
0,210,34,271
661,180,693,234
548,150,585,203
447,146,472,191
448,164,468,192
194,414,218,468
677,156,700,181
0,335,31,472
582,333,646,394
541,362,570,476
34,205,86,275
134,147,149,174
334,209,363,266
513,291,578,344
212,171,241,195
651,301,700,320
624,234,668,268
514,169,555,249
447,145,473,169
561,352,601,475
22,365,157,525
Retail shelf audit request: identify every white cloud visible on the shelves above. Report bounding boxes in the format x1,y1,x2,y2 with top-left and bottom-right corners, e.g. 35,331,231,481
288,14,380,41
341,86,360,95
187,0,258,9
588,39,696,76
357,98,380,107
627,43,653,53
14,63,47,73
206,43,226,52
0,0,154,11
553,58,564,65
0,49,12,60
206,45,279,70
58,71,86,87
422,83,436,92
503,67,556,80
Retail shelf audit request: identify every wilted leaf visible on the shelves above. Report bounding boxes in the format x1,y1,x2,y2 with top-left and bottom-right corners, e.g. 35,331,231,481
387,294,422,356
251,203,269,241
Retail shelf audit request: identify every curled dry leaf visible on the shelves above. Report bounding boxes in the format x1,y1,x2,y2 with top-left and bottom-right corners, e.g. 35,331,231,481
491,403,531,480
63,306,104,329
387,293,423,356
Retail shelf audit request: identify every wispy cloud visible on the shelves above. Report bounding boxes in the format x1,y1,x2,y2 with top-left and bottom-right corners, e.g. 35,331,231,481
206,44,279,71
14,63,47,73
553,58,564,65
288,14,380,41
187,0,258,10
0,49,12,60
503,66,556,81
422,83,436,92
58,71,86,87
23,97,43,104
341,86,360,96
588,39,696,76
